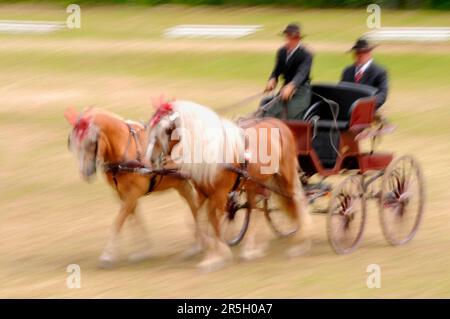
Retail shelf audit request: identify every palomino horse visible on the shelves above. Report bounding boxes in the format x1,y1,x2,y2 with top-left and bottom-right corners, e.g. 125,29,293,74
64,107,202,268
146,100,314,272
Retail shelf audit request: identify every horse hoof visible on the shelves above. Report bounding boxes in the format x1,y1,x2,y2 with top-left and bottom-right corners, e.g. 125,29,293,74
240,247,266,261
179,244,203,260
128,250,153,263
98,251,119,269
197,256,231,273
286,241,312,259
97,258,118,269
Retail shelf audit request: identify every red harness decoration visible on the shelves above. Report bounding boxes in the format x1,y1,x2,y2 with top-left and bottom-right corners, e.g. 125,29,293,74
150,101,174,127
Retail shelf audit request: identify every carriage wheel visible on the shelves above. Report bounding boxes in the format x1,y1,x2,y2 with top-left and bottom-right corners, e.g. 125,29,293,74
221,190,250,246
327,175,366,254
264,196,299,237
379,155,425,246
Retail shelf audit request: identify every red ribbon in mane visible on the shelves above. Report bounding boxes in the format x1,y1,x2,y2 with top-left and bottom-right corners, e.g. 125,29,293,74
74,116,92,142
150,101,174,127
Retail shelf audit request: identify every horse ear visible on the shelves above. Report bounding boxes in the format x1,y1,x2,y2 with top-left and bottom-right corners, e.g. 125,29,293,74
64,107,78,126
151,94,166,110
151,97,158,110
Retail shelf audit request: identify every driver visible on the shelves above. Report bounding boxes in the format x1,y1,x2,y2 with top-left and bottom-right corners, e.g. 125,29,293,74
260,23,313,120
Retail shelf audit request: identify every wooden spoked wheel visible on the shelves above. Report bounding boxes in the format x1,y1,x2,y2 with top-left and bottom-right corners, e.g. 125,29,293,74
379,155,425,246
221,190,250,246
327,175,367,254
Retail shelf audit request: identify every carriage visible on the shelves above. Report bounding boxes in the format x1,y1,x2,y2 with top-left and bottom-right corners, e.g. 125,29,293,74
222,82,425,254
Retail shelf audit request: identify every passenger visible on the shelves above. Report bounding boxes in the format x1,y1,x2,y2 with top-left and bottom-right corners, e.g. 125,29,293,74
341,38,388,109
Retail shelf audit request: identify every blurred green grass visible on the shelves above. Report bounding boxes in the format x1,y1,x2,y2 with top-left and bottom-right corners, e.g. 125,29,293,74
0,50,448,89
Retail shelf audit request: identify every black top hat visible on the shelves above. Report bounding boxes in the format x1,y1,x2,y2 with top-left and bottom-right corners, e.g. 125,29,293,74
282,23,302,37
349,38,377,52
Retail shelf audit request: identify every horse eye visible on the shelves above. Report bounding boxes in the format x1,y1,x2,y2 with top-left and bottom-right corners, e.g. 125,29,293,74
165,122,175,135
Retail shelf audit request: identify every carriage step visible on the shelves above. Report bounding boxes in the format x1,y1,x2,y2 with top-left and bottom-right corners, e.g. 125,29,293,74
312,208,328,214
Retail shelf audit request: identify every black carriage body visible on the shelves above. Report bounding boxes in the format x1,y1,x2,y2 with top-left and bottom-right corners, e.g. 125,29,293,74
285,82,393,177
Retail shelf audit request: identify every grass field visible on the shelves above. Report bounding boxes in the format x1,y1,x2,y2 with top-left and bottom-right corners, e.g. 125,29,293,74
0,4,449,298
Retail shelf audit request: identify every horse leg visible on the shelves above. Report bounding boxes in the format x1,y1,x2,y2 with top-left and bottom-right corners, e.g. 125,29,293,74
175,181,206,259
277,176,314,258
197,194,233,272
127,208,154,263
240,188,268,261
98,198,136,268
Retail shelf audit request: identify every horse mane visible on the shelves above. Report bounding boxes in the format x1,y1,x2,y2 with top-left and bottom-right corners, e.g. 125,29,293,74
172,100,244,186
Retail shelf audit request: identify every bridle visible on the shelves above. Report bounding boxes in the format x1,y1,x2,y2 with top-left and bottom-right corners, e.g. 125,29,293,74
68,111,100,173
147,107,179,165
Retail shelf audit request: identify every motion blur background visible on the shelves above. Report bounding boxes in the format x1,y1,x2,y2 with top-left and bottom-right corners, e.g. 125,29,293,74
0,0,449,297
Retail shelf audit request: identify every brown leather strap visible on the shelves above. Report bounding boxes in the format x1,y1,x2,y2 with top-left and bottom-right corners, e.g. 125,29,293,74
122,123,143,163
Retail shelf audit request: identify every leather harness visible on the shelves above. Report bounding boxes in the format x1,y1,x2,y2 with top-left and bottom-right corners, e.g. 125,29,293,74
103,116,291,198
103,122,161,195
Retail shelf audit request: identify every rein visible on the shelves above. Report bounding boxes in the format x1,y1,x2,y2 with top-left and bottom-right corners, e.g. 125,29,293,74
103,162,189,180
216,92,265,114
222,164,293,198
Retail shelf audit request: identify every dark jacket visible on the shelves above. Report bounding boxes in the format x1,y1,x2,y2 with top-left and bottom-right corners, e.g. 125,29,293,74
270,45,313,88
341,61,388,108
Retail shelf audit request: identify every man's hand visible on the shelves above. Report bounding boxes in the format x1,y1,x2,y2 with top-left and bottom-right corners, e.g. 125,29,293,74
264,78,277,92
281,83,296,101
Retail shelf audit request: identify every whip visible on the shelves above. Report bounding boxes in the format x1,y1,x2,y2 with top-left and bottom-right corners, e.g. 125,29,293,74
216,91,265,113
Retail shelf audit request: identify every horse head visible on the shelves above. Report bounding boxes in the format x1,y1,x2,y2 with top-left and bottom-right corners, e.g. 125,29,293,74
145,98,180,168
64,107,100,182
